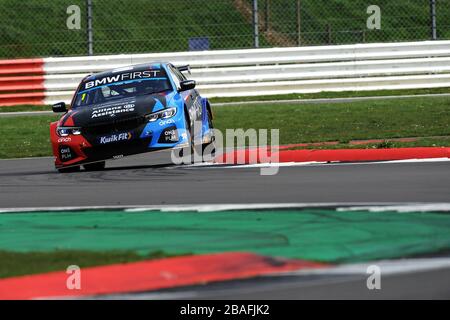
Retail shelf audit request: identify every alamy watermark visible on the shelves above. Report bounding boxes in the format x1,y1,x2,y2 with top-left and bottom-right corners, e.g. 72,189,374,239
366,264,381,290
66,265,81,290
170,120,280,176
367,5,381,30
66,5,81,30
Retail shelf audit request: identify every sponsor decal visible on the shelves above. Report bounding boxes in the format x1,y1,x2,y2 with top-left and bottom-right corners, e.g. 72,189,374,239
59,146,74,162
91,104,135,118
98,132,132,144
164,129,176,136
159,126,179,143
164,129,178,142
159,118,175,126
58,137,72,143
84,70,161,90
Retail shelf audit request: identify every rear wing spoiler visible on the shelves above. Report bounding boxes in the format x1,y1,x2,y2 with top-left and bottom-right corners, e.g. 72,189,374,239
176,65,191,74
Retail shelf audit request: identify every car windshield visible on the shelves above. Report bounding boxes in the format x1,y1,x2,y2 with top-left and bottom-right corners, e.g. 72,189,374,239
73,68,172,108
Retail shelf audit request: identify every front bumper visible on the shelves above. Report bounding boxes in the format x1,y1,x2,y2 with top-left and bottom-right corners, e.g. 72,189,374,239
51,114,189,168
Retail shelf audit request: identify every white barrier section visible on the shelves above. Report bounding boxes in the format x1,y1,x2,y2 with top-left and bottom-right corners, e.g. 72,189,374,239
43,40,450,104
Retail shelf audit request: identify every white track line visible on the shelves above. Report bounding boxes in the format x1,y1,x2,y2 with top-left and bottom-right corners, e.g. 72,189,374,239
281,257,450,277
1,202,449,214
126,203,351,212
341,203,450,213
185,157,450,170
0,111,54,117
0,203,369,213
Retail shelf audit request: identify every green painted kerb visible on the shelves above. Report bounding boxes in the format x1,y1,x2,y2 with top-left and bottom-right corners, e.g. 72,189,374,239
1,209,450,263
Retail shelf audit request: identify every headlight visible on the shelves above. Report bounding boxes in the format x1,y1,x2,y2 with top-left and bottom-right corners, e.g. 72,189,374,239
145,107,177,122
146,113,159,122
57,127,82,137
160,108,176,119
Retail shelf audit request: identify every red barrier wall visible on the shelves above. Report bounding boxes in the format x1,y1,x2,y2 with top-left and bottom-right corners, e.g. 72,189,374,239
0,58,45,106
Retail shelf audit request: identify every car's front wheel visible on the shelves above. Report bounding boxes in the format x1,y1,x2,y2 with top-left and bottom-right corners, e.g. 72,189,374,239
202,108,215,161
83,161,106,171
180,114,195,164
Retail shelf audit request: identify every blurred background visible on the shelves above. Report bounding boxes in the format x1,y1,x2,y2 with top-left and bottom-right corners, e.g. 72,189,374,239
0,0,449,58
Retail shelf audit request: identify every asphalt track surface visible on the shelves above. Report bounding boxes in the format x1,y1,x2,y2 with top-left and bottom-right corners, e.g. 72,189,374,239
1,152,450,299
0,151,449,208
100,267,450,300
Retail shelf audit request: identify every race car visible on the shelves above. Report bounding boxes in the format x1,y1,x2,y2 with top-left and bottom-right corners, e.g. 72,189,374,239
50,62,214,172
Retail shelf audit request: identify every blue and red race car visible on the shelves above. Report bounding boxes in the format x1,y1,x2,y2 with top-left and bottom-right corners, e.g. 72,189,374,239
50,62,214,172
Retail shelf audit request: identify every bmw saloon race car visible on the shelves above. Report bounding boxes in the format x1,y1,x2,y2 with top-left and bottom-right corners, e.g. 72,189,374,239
50,62,214,172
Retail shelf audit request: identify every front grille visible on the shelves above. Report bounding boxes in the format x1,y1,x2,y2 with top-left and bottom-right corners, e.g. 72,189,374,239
83,115,146,135
83,137,153,160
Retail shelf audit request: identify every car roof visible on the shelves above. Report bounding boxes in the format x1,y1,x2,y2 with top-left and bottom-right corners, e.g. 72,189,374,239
83,62,170,82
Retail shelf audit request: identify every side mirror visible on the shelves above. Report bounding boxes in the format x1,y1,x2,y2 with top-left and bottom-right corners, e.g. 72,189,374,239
52,102,67,113
179,80,196,91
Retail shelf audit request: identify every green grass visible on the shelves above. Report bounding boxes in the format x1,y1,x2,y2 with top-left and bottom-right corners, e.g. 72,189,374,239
213,96,450,145
0,115,58,158
2,87,450,113
0,96,449,159
0,250,173,279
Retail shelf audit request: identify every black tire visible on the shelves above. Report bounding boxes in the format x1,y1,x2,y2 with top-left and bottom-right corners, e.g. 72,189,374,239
202,108,215,161
57,166,80,173
180,112,195,164
83,161,106,171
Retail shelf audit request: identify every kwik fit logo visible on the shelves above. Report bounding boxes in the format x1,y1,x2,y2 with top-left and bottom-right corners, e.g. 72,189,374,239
99,132,132,144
